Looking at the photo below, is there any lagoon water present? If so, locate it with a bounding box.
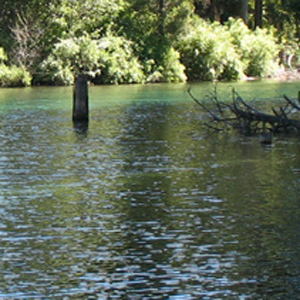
[0,81,299,299]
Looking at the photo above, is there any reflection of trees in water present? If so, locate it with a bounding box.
[116,102,243,295]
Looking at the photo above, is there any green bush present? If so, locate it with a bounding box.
[95,35,145,84]
[226,18,279,77]
[145,47,187,83]
[41,34,145,85]
[0,64,32,87]
[0,48,7,62]
[40,35,102,85]
[0,47,31,86]
[177,17,279,81]
[177,18,244,81]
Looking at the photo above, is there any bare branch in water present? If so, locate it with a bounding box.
[189,87,300,135]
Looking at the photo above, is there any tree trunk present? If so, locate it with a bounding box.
[255,0,263,28]
[240,0,248,24]
[158,0,166,36]
[211,0,223,22]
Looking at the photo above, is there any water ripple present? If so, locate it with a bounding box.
[0,98,299,299]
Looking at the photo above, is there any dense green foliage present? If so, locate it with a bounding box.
[177,17,279,81]
[178,18,244,81]
[0,47,31,86]
[227,18,279,77]
[0,0,299,86]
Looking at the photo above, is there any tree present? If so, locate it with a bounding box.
[255,0,263,28]
[193,0,251,23]
[10,13,45,71]
[119,0,191,81]
[1,0,300,86]
[0,47,31,86]
[241,0,248,23]
[49,0,126,38]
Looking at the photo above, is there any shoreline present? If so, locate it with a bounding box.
[1,69,300,88]
[268,68,300,81]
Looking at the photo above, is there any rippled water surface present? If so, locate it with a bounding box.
[0,82,299,299]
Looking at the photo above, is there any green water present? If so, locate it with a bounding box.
[0,81,299,299]
[0,79,299,110]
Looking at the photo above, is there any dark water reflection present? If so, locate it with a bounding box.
[0,85,299,299]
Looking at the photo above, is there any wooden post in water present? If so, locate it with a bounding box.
[73,73,89,123]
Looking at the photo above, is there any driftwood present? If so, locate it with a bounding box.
[188,87,300,137]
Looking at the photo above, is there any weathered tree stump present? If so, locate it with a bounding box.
[73,73,89,123]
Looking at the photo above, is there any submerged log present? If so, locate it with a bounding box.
[188,87,300,136]
[73,73,89,123]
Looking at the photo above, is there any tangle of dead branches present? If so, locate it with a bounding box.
[188,87,300,138]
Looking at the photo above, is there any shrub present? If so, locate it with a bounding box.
[0,47,31,86]
[177,17,279,81]
[145,47,187,83]
[226,18,279,77]
[41,34,145,85]
[0,64,32,87]
[177,18,244,81]
[40,35,102,85]
[0,48,7,62]
[95,35,145,84]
